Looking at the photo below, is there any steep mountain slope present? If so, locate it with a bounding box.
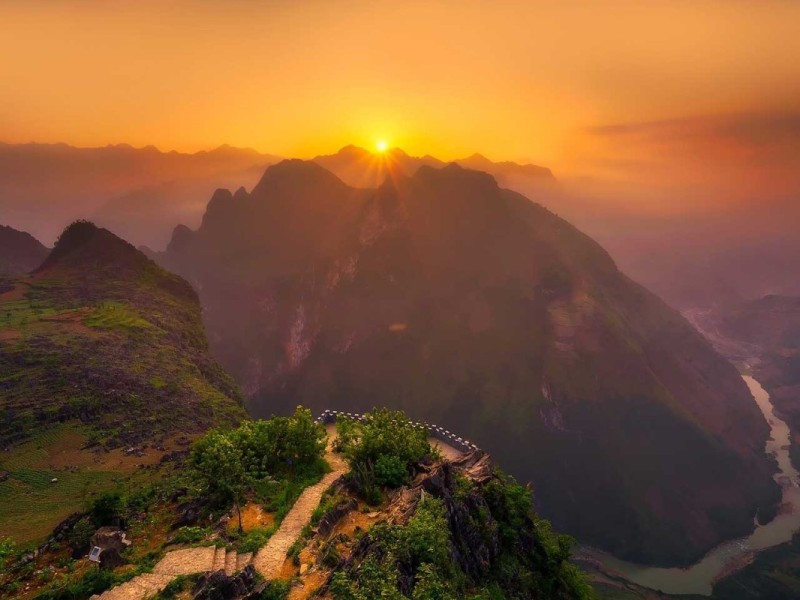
[0,224,49,276]
[0,221,246,543]
[161,161,779,566]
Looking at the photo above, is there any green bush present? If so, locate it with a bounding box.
[257,580,291,600]
[330,477,595,600]
[0,537,13,569]
[33,568,116,600]
[170,526,210,545]
[374,454,408,488]
[337,409,433,500]
[237,526,276,554]
[66,517,95,551]
[232,406,327,478]
[91,491,123,525]
[337,409,431,472]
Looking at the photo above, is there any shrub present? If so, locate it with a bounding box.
[33,568,116,600]
[91,491,123,526]
[0,537,13,569]
[337,409,432,499]
[257,580,291,600]
[338,409,431,473]
[170,526,210,545]
[374,454,407,488]
[237,527,276,554]
[233,407,327,478]
[66,517,95,552]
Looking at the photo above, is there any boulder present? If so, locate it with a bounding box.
[192,564,264,600]
[89,526,130,557]
[98,547,126,570]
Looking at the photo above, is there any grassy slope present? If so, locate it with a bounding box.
[0,221,246,544]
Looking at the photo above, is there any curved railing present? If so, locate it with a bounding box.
[315,409,481,454]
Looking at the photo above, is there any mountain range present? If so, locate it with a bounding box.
[158,159,779,566]
[0,142,278,248]
[0,142,554,252]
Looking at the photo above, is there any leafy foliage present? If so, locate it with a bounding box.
[91,491,124,526]
[0,537,13,570]
[231,407,327,479]
[336,409,433,497]
[31,568,117,600]
[189,406,328,532]
[330,475,595,600]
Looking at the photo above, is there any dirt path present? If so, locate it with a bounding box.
[252,442,348,578]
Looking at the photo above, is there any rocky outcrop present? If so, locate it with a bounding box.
[317,498,358,538]
[192,565,265,600]
[89,527,130,570]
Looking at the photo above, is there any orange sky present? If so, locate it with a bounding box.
[1,0,799,174]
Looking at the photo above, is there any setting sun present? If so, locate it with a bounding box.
[376,140,388,152]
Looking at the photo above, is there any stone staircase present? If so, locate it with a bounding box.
[93,429,348,600]
[91,546,255,599]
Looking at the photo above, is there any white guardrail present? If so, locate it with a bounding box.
[315,409,480,454]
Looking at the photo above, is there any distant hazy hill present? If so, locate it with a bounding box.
[311,144,555,190]
[0,142,277,247]
[160,160,778,566]
[0,224,48,276]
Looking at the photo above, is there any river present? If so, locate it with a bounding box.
[589,376,800,596]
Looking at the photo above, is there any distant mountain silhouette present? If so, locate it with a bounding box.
[310,145,555,190]
[0,142,279,247]
[159,160,778,566]
[0,224,49,276]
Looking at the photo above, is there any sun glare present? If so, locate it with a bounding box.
[376,140,388,152]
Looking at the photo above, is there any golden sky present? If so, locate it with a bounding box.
[2,0,799,173]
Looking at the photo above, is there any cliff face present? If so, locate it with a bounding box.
[161,161,779,565]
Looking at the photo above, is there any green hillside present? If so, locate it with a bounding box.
[0,221,246,544]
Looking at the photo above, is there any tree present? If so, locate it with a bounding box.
[233,406,327,478]
[190,430,247,531]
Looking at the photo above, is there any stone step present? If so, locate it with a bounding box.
[236,552,253,571]
[224,549,237,575]
[212,545,226,572]
[153,545,216,576]
[92,573,173,600]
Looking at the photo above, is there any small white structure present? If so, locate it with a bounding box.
[88,546,103,563]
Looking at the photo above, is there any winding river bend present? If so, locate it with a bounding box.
[591,376,800,596]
